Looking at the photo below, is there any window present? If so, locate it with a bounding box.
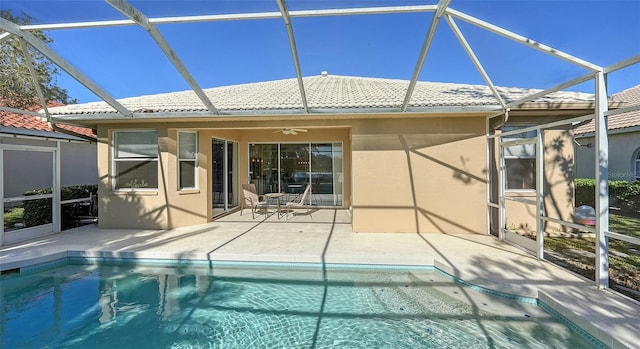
[505,158,535,189]
[113,130,158,190]
[502,125,536,139]
[502,125,536,190]
[178,131,198,189]
[635,149,640,180]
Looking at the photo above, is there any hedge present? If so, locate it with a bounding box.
[575,179,640,214]
[23,185,98,229]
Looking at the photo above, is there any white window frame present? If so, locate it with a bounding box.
[502,124,537,192]
[178,131,198,190]
[112,130,158,191]
[504,157,536,191]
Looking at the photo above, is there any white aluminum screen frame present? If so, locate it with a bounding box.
[0,143,60,245]
[1,0,639,291]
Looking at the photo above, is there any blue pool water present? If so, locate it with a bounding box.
[1,260,602,348]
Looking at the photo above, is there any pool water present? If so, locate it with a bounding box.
[1,261,600,348]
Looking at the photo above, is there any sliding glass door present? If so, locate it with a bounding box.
[212,138,238,216]
[280,143,310,197]
[249,143,343,207]
[249,144,278,194]
[311,143,343,206]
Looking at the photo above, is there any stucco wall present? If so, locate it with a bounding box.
[97,126,213,229]
[351,117,487,234]
[98,126,167,229]
[97,123,350,229]
[95,115,575,233]
[575,131,640,180]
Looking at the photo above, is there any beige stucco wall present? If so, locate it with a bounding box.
[351,117,488,233]
[575,131,640,181]
[98,126,174,229]
[97,123,350,229]
[96,114,576,234]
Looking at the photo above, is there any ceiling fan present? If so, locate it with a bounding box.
[273,128,308,135]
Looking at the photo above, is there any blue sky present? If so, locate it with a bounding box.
[2,0,639,103]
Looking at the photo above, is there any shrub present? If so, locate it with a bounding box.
[23,185,98,229]
[575,179,640,215]
[23,189,52,227]
[618,181,640,214]
[4,207,25,230]
[575,178,595,207]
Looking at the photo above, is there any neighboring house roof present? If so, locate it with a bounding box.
[46,75,596,117]
[0,102,96,140]
[574,85,640,135]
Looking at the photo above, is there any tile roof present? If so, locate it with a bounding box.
[0,102,96,139]
[574,85,640,135]
[46,75,596,117]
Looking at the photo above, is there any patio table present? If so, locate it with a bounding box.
[264,192,285,219]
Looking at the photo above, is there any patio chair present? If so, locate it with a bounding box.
[241,183,267,218]
[284,184,311,220]
[310,176,322,206]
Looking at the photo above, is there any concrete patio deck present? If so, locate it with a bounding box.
[1,209,638,348]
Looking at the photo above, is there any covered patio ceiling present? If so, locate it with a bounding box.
[0,0,638,122]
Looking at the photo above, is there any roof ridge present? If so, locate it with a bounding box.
[64,75,597,103]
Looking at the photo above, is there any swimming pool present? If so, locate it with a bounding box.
[1,259,603,348]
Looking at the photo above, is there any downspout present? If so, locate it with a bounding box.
[490,108,509,241]
[492,108,510,131]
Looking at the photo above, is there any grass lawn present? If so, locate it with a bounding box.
[544,213,640,300]
[4,207,24,230]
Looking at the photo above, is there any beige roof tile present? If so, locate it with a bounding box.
[47,75,596,116]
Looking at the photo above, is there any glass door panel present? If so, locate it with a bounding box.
[248,143,343,207]
[212,138,238,217]
[280,143,310,197]
[331,143,344,206]
[311,143,342,206]
[249,144,278,195]
[227,141,238,210]
[212,139,224,216]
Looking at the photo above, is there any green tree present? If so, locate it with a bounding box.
[0,10,75,109]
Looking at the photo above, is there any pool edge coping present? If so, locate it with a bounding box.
[2,251,621,349]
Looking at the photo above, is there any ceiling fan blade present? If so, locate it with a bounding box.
[274,128,308,135]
